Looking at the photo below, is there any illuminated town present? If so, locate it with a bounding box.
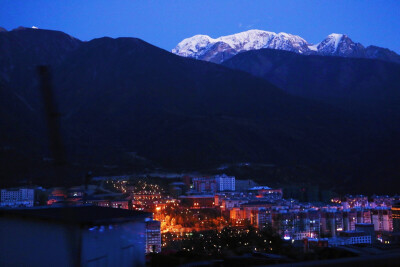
[1,173,400,265]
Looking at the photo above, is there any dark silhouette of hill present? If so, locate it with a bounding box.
[222,49,400,116]
[223,49,400,194]
[0,28,398,194]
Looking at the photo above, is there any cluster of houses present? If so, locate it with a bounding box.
[1,174,400,265]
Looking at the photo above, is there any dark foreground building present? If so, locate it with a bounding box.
[0,206,151,267]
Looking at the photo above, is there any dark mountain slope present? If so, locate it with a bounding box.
[0,29,397,193]
[0,28,83,185]
[53,37,361,169]
[222,49,400,193]
[0,28,82,111]
[222,49,400,125]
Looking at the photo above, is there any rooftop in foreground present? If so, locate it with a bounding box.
[0,206,151,225]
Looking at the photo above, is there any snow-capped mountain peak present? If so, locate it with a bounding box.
[317,33,365,57]
[172,30,400,64]
[216,29,276,50]
[326,33,343,51]
[171,34,214,58]
[172,30,310,63]
[317,33,345,54]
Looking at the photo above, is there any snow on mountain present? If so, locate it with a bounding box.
[172,30,310,63]
[218,30,276,51]
[173,30,400,64]
[308,44,318,52]
[316,33,365,57]
[268,32,310,54]
[171,35,213,58]
[317,33,344,54]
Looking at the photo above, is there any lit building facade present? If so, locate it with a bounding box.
[0,188,34,207]
[338,231,372,245]
[372,195,393,208]
[343,210,357,231]
[215,174,235,192]
[342,195,369,209]
[86,199,129,210]
[392,202,400,232]
[179,195,215,209]
[372,207,393,232]
[248,186,283,200]
[355,223,376,241]
[192,177,217,193]
[146,220,161,253]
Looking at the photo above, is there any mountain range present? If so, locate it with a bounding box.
[0,27,399,194]
[172,29,400,64]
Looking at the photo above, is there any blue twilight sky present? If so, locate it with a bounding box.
[1,0,399,53]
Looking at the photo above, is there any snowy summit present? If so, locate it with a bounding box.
[172,30,395,63]
[172,30,310,63]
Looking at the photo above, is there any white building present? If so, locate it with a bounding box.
[0,188,34,207]
[326,235,371,247]
[347,235,371,245]
[337,231,372,245]
[215,174,235,191]
[146,220,161,253]
[371,207,393,232]
[293,232,312,241]
[0,206,151,267]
